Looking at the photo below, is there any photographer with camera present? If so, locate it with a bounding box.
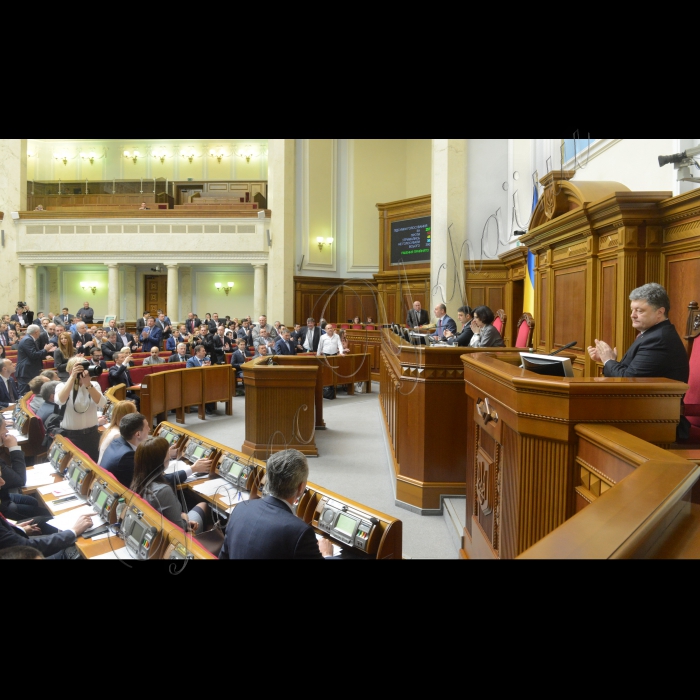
[11,302,34,328]
[54,356,107,462]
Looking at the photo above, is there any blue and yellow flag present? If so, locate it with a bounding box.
[522,186,538,316]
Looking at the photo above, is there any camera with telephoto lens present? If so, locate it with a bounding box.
[17,301,27,309]
[77,360,103,378]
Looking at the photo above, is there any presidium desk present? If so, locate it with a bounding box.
[460,351,688,559]
[379,329,523,514]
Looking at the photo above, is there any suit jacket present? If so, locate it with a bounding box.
[36,330,50,351]
[473,324,505,348]
[406,308,430,327]
[447,325,474,347]
[187,356,205,368]
[211,334,230,362]
[274,338,297,355]
[11,311,34,326]
[0,330,10,347]
[136,317,149,333]
[169,353,190,363]
[0,376,18,407]
[0,448,27,510]
[433,315,457,338]
[166,335,183,351]
[230,349,247,373]
[37,400,59,426]
[76,307,94,325]
[300,326,322,352]
[117,332,138,352]
[108,362,134,388]
[16,335,49,383]
[219,495,324,559]
[603,319,689,383]
[71,331,94,351]
[100,339,122,361]
[56,313,73,326]
[185,318,200,335]
[139,325,163,352]
[100,436,187,488]
[0,512,76,557]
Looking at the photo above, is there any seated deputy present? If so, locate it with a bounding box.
[219,448,333,559]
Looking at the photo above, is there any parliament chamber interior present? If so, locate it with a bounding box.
[1,137,700,560]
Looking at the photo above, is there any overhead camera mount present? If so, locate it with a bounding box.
[658,145,700,183]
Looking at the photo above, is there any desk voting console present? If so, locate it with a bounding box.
[154,421,403,559]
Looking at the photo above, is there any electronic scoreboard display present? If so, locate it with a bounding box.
[390,216,431,265]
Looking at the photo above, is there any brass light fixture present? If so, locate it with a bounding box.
[215,282,235,295]
[181,149,196,163]
[54,152,70,165]
[317,236,333,251]
[81,151,97,164]
[209,149,226,163]
[123,150,140,163]
[153,150,168,163]
[80,281,98,295]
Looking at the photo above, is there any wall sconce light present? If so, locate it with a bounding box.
[80,151,97,164]
[317,236,333,251]
[181,149,196,163]
[153,150,168,163]
[215,281,235,295]
[80,281,98,295]
[209,149,226,163]
[54,152,70,165]
[124,150,140,163]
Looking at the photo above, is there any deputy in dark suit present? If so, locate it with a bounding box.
[15,325,56,396]
[100,413,192,487]
[71,322,94,354]
[219,449,333,559]
[56,309,73,327]
[136,312,150,334]
[444,306,474,347]
[406,301,430,328]
[139,317,163,352]
[431,304,457,340]
[230,340,248,376]
[169,342,190,363]
[588,283,690,438]
[185,313,200,335]
[274,329,297,355]
[101,331,122,361]
[108,352,140,407]
[299,318,322,353]
[11,305,34,328]
[0,359,19,407]
[116,324,138,352]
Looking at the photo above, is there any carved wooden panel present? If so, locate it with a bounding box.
[601,260,617,346]
[553,266,586,350]
[539,274,548,346]
[664,251,700,338]
[499,422,518,560]
[144,274,167,319]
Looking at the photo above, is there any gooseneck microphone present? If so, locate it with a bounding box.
[550,340,577,356]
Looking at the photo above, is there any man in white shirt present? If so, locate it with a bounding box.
[317,324,345,356]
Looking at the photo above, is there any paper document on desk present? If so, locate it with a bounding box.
[316,534,342,557]
[38,480,73,497]
[32,461,54,471]
[90,546,133,561]
[46,495,87,514]
[47,505,105,531]
[217,490,250,506]
[164,459,189,475]
[192,478,230,497]
[24,468,59,488]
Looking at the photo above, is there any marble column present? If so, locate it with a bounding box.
[0,139,27,306]
[431,139,467,322]
[180,267,192,320]
[107,263,120,319]
[48,267,60,316]
[24,265,37,314]
[165,263,179,324]
[266,139,295,324]
[253,264,267,319]
[123,266,136,322]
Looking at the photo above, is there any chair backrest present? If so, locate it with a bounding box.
[515,312,535,348]
[352,324,363,330]
[365,325,376,330]
[492,309,506,337]
[684,301,700,429]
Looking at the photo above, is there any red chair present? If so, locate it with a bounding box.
[515,313,535,348]
[365,325,376,330]
[492,309,506,337]
[340,324,351,329]
[352,324,363,330]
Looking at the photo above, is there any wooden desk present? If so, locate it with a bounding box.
[461,352,689,559]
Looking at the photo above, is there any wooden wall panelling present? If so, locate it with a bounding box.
[664,250,700,337]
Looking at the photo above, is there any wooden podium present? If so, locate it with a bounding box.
[460,352,689,559]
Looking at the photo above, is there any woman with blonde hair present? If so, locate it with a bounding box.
[54,332,75,381]
[98,400,137,463]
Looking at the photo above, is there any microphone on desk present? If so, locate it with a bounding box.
[550,340,577,356]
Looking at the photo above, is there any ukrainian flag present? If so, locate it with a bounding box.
[522,186,538,316]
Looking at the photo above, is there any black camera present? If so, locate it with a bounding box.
[17,301,27,308]
[78,360,103,378]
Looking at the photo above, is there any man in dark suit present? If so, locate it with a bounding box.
[136,312,150,334]
[108,352,140,407]
[299,318,322,353]
[187,345,211,368]
[588,283,690,438]
[72,321,94,354]
[230,339,248,377]
[76,301,94,325]
[56,308,73,327]
[15,325,56,396]
[0,359,19,407]
[185,312,200,335]
[169,342,190,364]
[444,306,474,347]
[406,301,430,328]
[237,320,253,348]
[11,304,34,328]
[36,380,60,426]
[219,449,333,559]
[139,317,163,352]
[0,321,11,348]
[116,323,139,352]
[274,329,297,355]
[211,326,232,364]
[101,331,122,361]
[431,304,457,340]
[99,413,191,487]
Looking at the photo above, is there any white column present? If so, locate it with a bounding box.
[0,139,27,306]
[180,267,192,320]
[107,263,120,320]
[253,263,267,319]
[24,264,37,313]
[431,138,467,322]
[166,263,179,324]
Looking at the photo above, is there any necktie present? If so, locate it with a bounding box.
[438,319,442,337]
[9,380,16,401]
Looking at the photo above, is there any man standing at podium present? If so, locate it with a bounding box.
[587,283,689,439]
